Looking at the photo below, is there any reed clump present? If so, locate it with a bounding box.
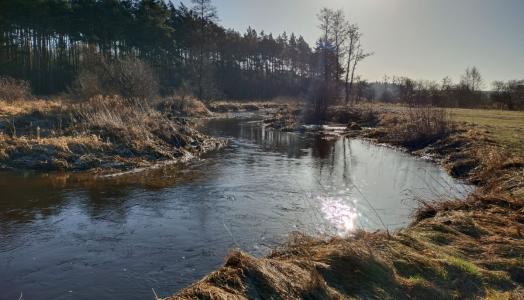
[385,105,453,149]
[0,94,223,172]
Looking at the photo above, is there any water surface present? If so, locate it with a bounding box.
[0,117,471,299]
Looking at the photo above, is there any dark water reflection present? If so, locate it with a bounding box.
[0,117,471,299]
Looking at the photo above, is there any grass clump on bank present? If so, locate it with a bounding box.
[170,192,524,300]
[379,106,453,149]
[0,90,222,172]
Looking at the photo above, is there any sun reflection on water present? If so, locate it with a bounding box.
[319,196,359,236]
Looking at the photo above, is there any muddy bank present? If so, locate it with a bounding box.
[0,97,225,173]
[170,104,524,299]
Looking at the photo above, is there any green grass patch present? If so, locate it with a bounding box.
[405,275,429,285]
[446,256,482,277]
[450,108,524,155]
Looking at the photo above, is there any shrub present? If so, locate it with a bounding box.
[71,55,159,102]
[159,96,211,117]
[0,76,31,101]
[303,80,337,124]
[389,106,453,149]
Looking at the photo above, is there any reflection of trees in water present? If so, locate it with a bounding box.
[313,137,358,187]
[0,174,70,230]
[0,165,207,231]
[311,135,336,160]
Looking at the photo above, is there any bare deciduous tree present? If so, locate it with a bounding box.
[461,66,484,92]
[348,43,372,104]
[492,79,524,110]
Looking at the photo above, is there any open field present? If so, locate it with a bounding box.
[449,108,524,155]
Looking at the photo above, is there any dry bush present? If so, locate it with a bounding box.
[389,106,453,149]
[159,96,211,117]
[327,105,379,127]
[71,71,103,100]
[0,77,31,102]
[303,81,337,124]
[71,55,159,102]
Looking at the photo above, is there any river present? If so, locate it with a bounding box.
[0,117,471,299]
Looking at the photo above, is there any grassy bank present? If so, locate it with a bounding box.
[449,108,524,156]
[170,103,524,299]
[0,96,223,173]
[172,193,523,299]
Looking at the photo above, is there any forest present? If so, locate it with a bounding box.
[1,0,318,99]
[1,0,523,110]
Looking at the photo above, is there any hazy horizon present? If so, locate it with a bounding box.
[179,0,524,87]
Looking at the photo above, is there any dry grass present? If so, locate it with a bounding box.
[171,193,524,299]
[0,95,223,171]
[450,108,524,156]
[0,98,65,118]
[382,105,453,149]
[30,135,105,152]
[364,103,524,156]
[159,96,211,117]
[75,95,209,159]
[325,104,379,126]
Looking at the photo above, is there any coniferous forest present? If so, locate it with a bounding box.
[0,0,320,99]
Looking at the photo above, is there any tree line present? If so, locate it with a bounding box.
[0,0,318,99]
[370,67,524,110]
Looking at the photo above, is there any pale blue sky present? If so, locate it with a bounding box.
[179,0,523,85]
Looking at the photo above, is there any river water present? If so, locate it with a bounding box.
[0,117,471,299]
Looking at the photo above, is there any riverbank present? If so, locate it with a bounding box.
[170,103,523,299]
[0,96,225,173]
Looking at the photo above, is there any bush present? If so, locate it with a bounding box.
[71,54,159,102]
[389,106,453,149]
[303,80,337,124]
[0,77,31,101]
[158,96,211,117]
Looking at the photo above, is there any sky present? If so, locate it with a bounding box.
[179,0,524,86]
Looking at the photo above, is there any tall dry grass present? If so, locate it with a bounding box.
[388,106,453,149]
[75,95,195,157]
[159,96,211,117]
